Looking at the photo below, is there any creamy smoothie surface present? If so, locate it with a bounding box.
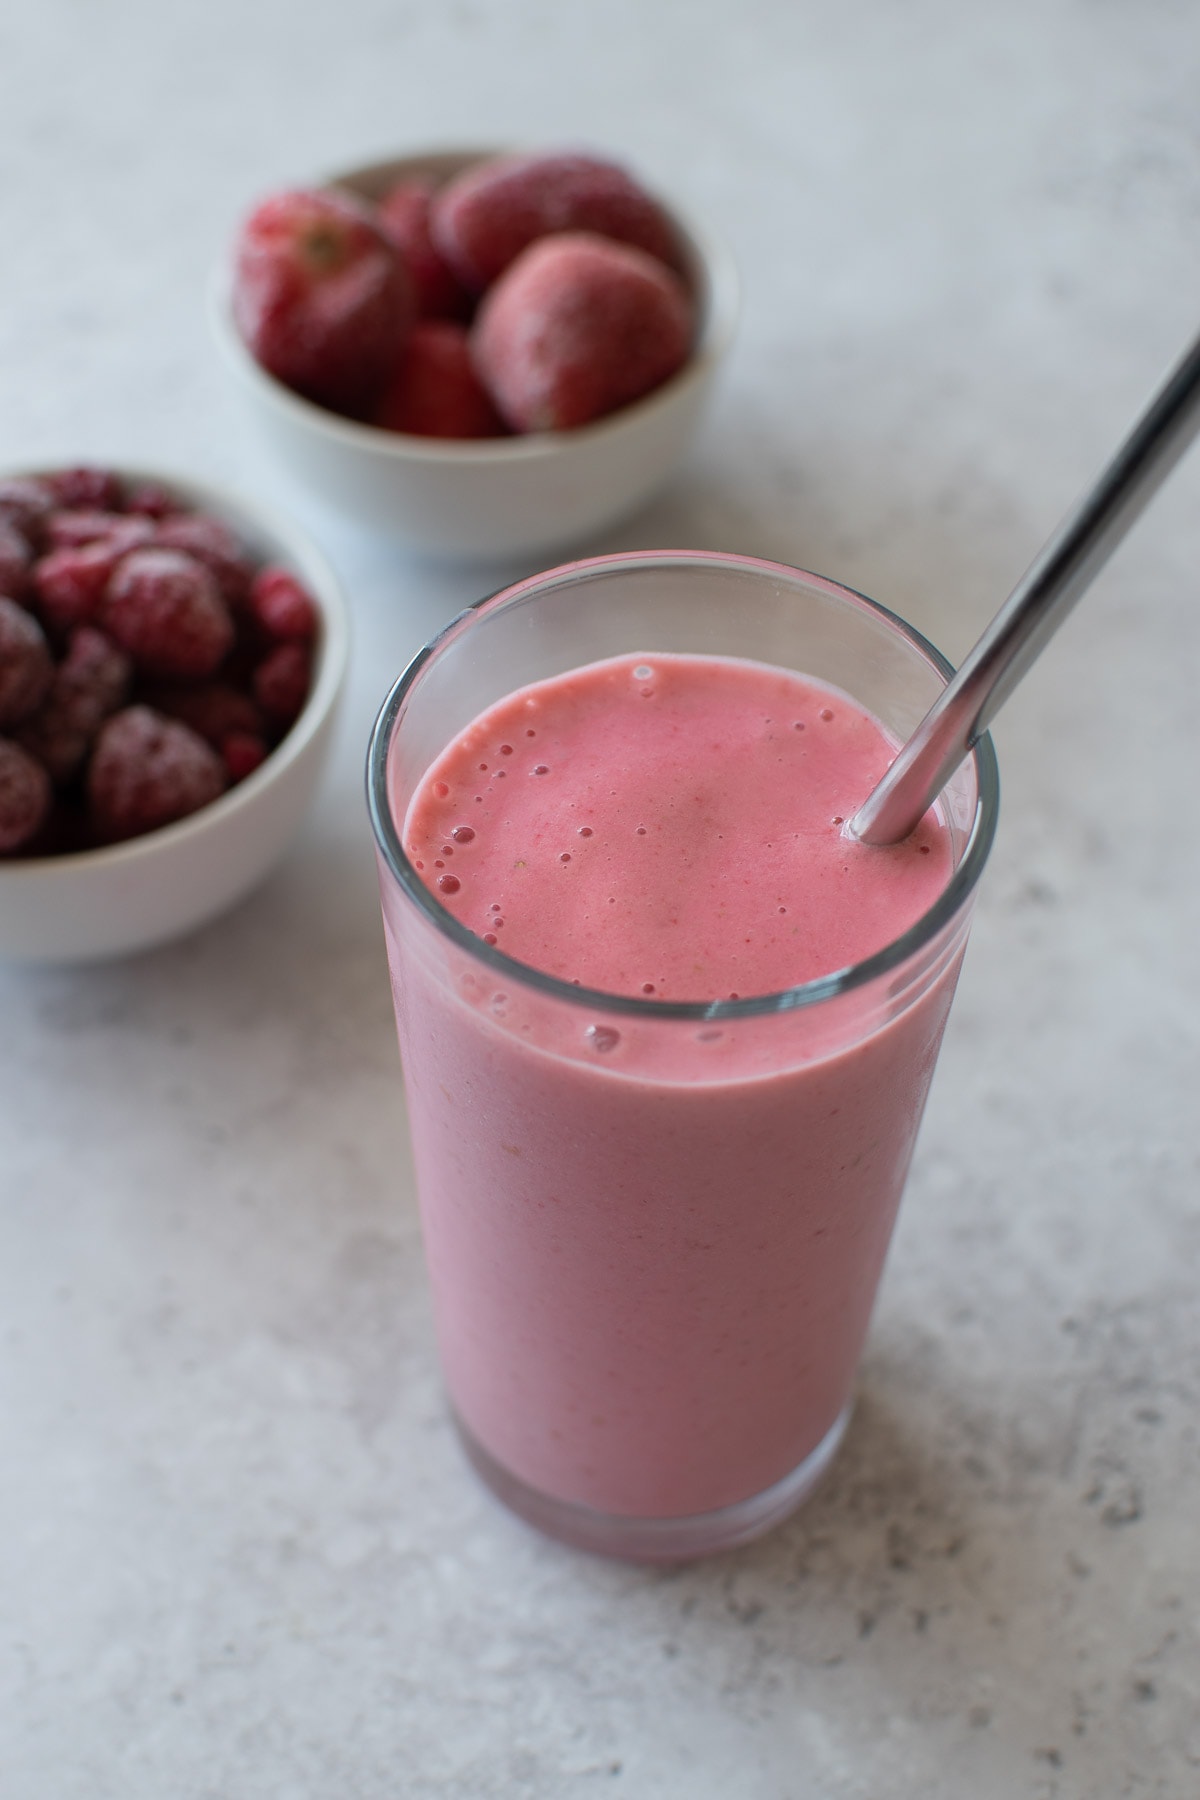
[403,652,951,998]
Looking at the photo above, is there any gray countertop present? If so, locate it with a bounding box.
[2,4,1198,1795]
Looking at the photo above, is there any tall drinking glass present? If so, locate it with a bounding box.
[368,552,999,1560]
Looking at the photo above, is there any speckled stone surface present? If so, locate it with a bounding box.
[2,4,1199,1796]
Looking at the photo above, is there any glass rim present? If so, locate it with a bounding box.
[366,549,1000,1022]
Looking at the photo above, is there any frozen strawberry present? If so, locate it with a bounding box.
[153,513,254,607]
[0,519,34,601]
[221,730,269,782]
[233,187,414,414]
[375,321,507,439]
[124,481,180,520]
[432,152,684,292]
[100,548,234,679]
[46,509,136,550]
[17,626,132,784]
[473,232,693,431]
[142,678,264,748]
[0,476,55,545]
[0,737,52,853]
[47,467,123,511]
[34,519,156,636]
[253,642,311,727]
[88,706,227,842]
[0,598,54,727]
[377,177,474,321]
[247,566,318,642]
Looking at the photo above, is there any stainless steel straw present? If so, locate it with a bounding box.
[849,330,1200,845]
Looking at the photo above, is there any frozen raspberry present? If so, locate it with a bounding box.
[221,730,269,782]
[17,627,132,784]
[473,232,693,431]
[0,519,34,601]
[248,566,318,642]
[377,178,474,322]
[432,152,684,292]
[47,467,124,511]
[34,519,155,636]
[142,678,264,749]
[0,737,52,853]
[0,476,56,545]
[253,642,311,726]
[87,706,227,843]
[375,321,507,439]
[232,187,414,414]
[153,513,254,607]
[0,597,54,727]
[100,548,234,679]
[124,481,180,520]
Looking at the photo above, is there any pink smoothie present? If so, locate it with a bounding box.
[385,653,964,1519]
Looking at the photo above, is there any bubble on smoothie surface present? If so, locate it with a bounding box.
[585,1024,620,1053]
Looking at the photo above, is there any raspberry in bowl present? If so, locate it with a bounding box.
[209,147,739,561]
[0,465,348,963]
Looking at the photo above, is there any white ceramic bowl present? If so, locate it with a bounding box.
[0,467,349,964]
[209,149,739,561]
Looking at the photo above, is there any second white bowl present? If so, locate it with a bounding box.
[210,149,739,562]
[0,467,349,964]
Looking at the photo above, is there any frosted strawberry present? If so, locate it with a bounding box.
[0,737,52,852]
[221,730,269,782]
[100,548,234,678]
[124,481,180,521]
[253,642,311,727]
[46,467,123,511]
[34,518,156,635]
[431,152,683,292]
[153,512,254,607]
[141,678,264,749]
[0,476,55,545]
[16,626,132,784]
[232,188,414,414]
[0,598,54,727]
[375,322,507,439]
[87,706,226,842]
[247,566,318,642]
[472,232,693,431]
[377,177,474,321]
[46,509,136,550]
[0,519,34,602]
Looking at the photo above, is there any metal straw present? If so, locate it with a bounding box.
[849,329,1200,845]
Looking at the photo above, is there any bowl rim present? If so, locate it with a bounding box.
[208,144,741,465]
[0,463,350,879]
